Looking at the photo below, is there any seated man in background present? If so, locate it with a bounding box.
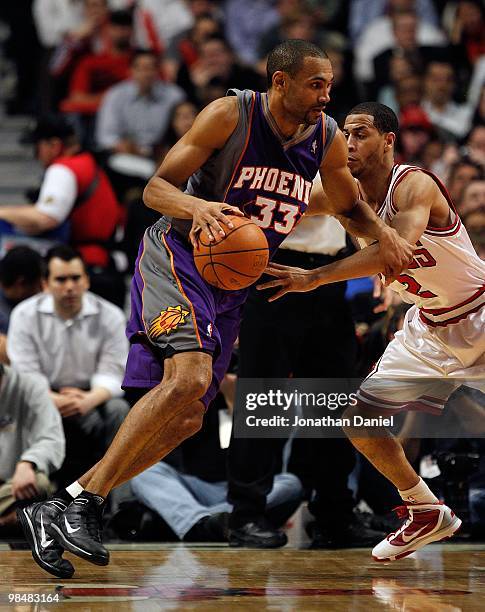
[0,247,44,363]
[0,364,65,538]
[7,245,129,488]
[0,116,125,306]
[96,49,185,163]
[130,393,303,542]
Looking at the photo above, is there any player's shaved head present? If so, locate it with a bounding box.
[348,102,399,135]
[267,39,328,88]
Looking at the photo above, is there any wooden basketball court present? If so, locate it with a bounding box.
[1,542,484,610]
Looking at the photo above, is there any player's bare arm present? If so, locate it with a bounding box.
[258,171,438,301]
[315,130,414,276]
[143,96,244,246]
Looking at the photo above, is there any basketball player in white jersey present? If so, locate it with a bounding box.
[258,102,485,562]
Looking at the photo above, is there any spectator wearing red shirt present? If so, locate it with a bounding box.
[0,116,125,306]
[61,10,134,116]
[49,0,112,80]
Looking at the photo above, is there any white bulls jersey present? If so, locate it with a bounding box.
[355,164,484,414]
[358,164,485,327]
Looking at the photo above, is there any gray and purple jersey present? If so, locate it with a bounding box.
[173,89,337,255]
[123,89,337,405]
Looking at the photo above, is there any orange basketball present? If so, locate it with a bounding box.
[194,215,269,290]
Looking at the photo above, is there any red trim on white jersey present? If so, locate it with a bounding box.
[356,389,445,415]
[424,214,461,237]
[419,302,484,327]
[421,285,485,315]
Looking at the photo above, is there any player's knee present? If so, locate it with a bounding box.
[168,371,211,405]
[343,403,360,423]
[343,401,391,440]
[178,402,205,437]
[344,401,384,421]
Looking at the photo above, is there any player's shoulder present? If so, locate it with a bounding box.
[393,165,442,209]
[200,95,240,128]
[394,165,440,194]
[188,95,241,147]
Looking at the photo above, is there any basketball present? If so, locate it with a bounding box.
[194,215,269,290]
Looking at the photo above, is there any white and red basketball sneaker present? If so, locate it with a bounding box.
[372,502,461,562]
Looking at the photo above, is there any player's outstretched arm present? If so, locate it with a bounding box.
[316,130,414,277]
[258,172,435,300]
[143,96,244,244]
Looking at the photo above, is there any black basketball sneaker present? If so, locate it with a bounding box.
[50,492,109,566]
[17,498,75,578]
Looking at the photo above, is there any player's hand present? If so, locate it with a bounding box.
[190,203,245,249]
[373,275,393,313]
[378,226,414,282]
[12,462,39,500]
[373,276,404,313]
[256,263,319,302]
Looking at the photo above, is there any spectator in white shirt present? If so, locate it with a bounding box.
[422,60,473,140]
[354,1,446,84]
[7,245,129,486]
[95,49,185,158]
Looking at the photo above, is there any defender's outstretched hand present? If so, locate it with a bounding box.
[379,226,414,281]
[190,203,245,248]
[256,263,319,302]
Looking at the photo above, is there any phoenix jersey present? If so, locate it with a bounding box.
[358,164,485,327]
[171,88,338,256]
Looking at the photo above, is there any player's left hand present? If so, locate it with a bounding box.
[378,226,414,282]
[256,263,318,301]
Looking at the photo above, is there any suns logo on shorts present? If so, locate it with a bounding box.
[148,305,189,339]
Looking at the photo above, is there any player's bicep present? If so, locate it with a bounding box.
[155,97,238,187]
[391,173,434,244]
[319,130,358,215]
[306,177,332,215]
[389,207,429,245]
[156,136,214,187]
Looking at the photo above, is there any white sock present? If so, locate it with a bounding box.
[66,481,84,499]
[398,477,439,505]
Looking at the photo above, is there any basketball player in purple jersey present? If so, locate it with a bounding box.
[258,102,484,561]
[18,41,413,577]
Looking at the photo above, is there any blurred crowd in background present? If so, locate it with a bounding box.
[0,0,483,256]
[0,0,483,548]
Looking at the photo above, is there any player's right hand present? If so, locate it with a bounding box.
[378,226,415,281]
[257,262,318,301]
[190,202,245,249]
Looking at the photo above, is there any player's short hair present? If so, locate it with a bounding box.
[45,245,85,277]
[348,102,399,135]
[0,246,44,288]
[266,39,328,88]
